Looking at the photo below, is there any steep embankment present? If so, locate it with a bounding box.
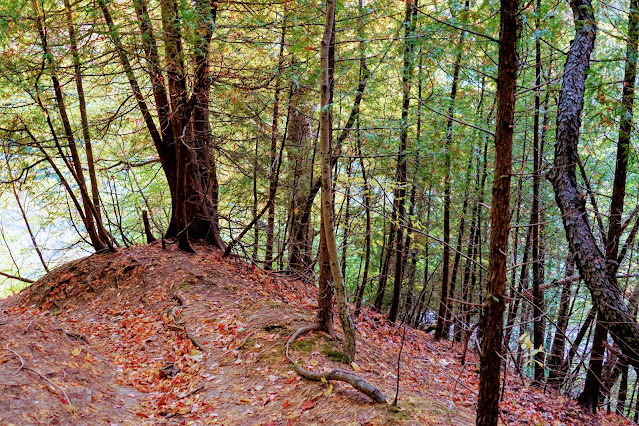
[0,242,631,425]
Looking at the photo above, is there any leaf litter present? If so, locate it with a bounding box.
[0,241,632,425]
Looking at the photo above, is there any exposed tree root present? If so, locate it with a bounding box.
[285,323,387,404]
[171,294,205,352]
[0,348,72,407]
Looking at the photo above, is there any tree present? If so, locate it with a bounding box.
[549,0,639,394]
[98,0,225,252]
[476,0,519,422]
[319,0,356,361]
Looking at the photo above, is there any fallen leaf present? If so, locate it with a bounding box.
[300,399,315,411]
[71,347,81,356]
[325,383,333,396]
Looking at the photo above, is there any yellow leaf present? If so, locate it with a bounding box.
[351,362,361,372]
[325,383,333,396]
[524,335,533,349]
[71,347,81,356]
[310,359,318,366]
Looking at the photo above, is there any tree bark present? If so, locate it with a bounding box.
[319,0,356,361]
[265,25,287,269]
[531,0,545,384]
[476,0,518,422]
[549,0,639,379]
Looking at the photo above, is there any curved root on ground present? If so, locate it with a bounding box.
[285,323,387,404]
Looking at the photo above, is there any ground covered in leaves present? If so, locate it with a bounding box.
[0,242,632,425]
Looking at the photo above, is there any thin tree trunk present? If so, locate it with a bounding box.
[388,0,417,323]
[443,149,473,338]
[319,0,356,361]
[4,155,49,273]
[531,0,545,384]
[33,0,110,252]
[435,0,467,337]
[354,122,371,316]
[265,25,287,269]
[341,159,352,280]
[547,255,576,389]
[476,0,519,422]
[64,0,107,246]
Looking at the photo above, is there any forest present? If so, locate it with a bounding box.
[1,0,639,423]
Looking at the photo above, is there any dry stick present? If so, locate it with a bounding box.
[286,323,386,403]
[393,324,407,406]
[448,360,469,422]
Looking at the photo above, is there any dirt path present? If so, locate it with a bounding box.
[0,242,631,425]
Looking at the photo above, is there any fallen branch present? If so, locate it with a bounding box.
[285,323,387,404]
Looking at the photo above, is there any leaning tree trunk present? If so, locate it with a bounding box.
[548,0,639,374]
[476,0,519,422]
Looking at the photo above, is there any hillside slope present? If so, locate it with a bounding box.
[0,242,631,425]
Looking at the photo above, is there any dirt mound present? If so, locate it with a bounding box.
[0,242,632,425]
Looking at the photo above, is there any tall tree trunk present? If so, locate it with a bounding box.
[374,218,396,312]
[287,49,370,277]
[354,120,371,316]
[64,0,108,246]
[476,0,519,422]
[101,0,225,251]
[435,0,467,338]
[443,149,473,338]
[265,25,287,269]
[388,0,417,323]
[531,0,545,385]
[340,159,352,280]
[549,0,639,413]
[579,0,639,405]
[34,0,111,252]
[319,0,356,361]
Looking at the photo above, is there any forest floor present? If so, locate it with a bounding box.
[0,242,632,425]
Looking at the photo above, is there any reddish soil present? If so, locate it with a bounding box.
[0,242,632,425]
